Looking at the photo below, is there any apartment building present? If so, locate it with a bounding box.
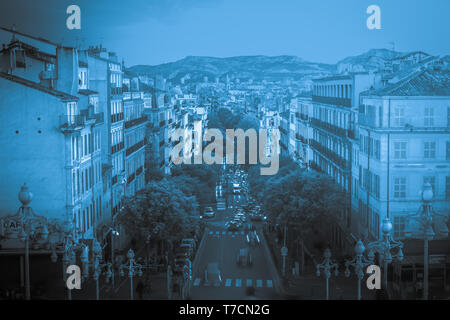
[143,81,173,176]
[122,72,146,196]
[294,95,313,168]
[86,46,125,222]
[357,69,450,241]
[0,38,106,240]
[310,73,374,251]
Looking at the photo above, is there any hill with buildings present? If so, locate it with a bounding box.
[129,55,336,84]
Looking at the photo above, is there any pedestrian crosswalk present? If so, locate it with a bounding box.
[217,200,226,211]
[209,231,245,236]
[192,278,274,289]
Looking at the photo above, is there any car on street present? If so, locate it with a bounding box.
[204,263,222,286]
[236,248,252,267]
[203,206,215,218]
[226,221,240,231]
[181,238,197,251]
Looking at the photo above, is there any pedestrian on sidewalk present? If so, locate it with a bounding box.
[136,281,144,300]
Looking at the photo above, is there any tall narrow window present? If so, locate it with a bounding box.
[393,107,405,127]
[424,141,436,159]
[424,107,434,126]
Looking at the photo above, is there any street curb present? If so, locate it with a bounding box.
[260,231,285,296]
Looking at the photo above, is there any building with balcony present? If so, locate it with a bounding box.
[310,73,375,252]
[0,38,106,241]
[356,69,450,242]
[122,72,146,197]
[294,95,313,168]
[85,46,125,227]
[143,81,173,176]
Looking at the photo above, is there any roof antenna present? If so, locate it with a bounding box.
[11,24,17,42]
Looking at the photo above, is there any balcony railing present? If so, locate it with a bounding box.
[310,139,349,169]
[296,133,308,144]
[110,87,123,95]
[124,115,147,129]
[112,141,124,154]
[312,95,351,107]
[59,115,87,130]
[311,118,349,138]
[279,127,288,135]
[125,140,145,156]
[127,172,135,185]
[111,112,124,123]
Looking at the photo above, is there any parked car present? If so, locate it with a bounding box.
[237,248,252,267]
[204,206,215,218]
[181,238,197,251]
[175,246,192,259]
[204,263,222,286]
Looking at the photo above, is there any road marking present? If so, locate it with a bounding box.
[225,279,232,287]
[235,279,242,287]
[193,278,201,286]
[256,280,263,288]
[246,279,252,287]
[266,280,273,288]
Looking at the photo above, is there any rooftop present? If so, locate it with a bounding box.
[0,72,79,101]
[362,69,450,97]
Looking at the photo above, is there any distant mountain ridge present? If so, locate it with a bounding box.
[128,49,412,84]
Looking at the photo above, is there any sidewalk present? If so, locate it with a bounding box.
[262,228,378,300]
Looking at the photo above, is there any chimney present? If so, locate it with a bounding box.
[56,47,78,95]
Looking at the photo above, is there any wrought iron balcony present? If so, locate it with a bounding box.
[311,118,349,138]
[124,115,147,129]
[59,115,87,130]
[111,112,124,123]
[312,95,351,107]
[125,140,145,156]
[310,139,350,170]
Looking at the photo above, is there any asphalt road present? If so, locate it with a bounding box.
[190,171,280,300]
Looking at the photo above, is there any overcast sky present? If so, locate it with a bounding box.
[0,0,449,66]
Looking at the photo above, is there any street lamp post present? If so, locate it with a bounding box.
[366,218,404,293]
[344,240,372,300]
[119,248,145,300]
[81,239,114,300]
[3,184,50,300]
[405,183,449,300]
[316,248,339,300]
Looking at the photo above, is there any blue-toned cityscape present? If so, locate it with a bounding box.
[0,0,449,302]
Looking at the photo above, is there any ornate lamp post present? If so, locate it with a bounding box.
[316,248,339,300]
[50,216,85,300]
[366,218,404,292]
[119,248,145,300]
[2,184,50,300]
[344,240,372,300]
[80,239,114,300]
[405,183,449,300]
